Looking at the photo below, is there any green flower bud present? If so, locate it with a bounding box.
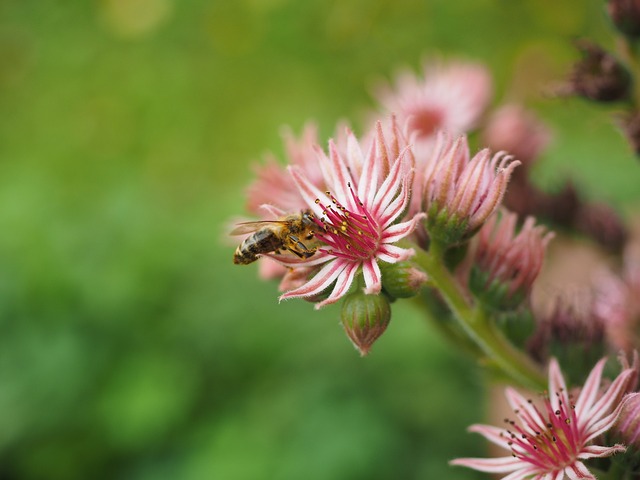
[340,291,391,356]
[469,266,526,311]
[425,206,469,246]
[494,309,535,350]
[380,261,427,299]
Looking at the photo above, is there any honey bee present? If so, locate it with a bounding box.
[231,210,321,265]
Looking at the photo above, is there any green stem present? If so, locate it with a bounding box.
[412,291,484,359]
[414,242,546,390]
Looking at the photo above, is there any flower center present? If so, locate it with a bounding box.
[408,108,444,139]
[314,183,381,261]
[501,392,580,471]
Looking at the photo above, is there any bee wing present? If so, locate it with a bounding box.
[230,220,288,235]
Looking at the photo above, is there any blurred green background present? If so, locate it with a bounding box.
[1,1,639,479]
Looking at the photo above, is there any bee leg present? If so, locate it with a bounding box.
[288,235,316,258]
[286,248,305,258]
[301,246,317,258]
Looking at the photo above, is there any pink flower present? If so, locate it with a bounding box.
[593,251,640,352]
[482,104,552,167]
[375,59,492,145]
[277,121,424,309]
[451,357,636,480]
[418,133,520,244]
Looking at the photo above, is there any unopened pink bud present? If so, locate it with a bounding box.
[471,210,553,310]
[422,133,520,245]
[614,393,640,448]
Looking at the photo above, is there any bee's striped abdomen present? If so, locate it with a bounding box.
[233,228,282,265]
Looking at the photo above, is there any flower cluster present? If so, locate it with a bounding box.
[375,59,492,151]
[230,45,640,478]
[593,251,640,353]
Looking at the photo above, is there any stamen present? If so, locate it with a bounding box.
[314,187,381,261]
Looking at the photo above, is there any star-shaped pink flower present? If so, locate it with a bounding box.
[451,357,636,480]
[277,121,425,309]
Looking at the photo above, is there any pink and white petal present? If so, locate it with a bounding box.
[578,444,626,459]
[501,469,541,480]
[575,358,607,415]
[362,257,382,294]
[257,204,287,218]
[265,251,332,268]
[381,214,425,244]
[356,136,380,206]
[548,359,568,411]
[314,262,359,309]
[378,181,410,228]
[504,388,546,433]
[564,461,596,480]
[584,369,635,422]
[376,245,414,263]
[279,259,345,301]
[467,424,512,450]
[327,140,356,210]
[547,471,566,480]
[449,152,487,214]
[449,456,522,473]
[258,257,289,280]
[376,120,396,178]
[583,397,629,443]
[371,149,409,218]
[289,165,329,218]
[346,131,365,176]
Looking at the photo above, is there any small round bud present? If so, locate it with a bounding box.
[614,393,640,449]
[340,291,391,356]
[607,0,640,38]
[380,261,428,299]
